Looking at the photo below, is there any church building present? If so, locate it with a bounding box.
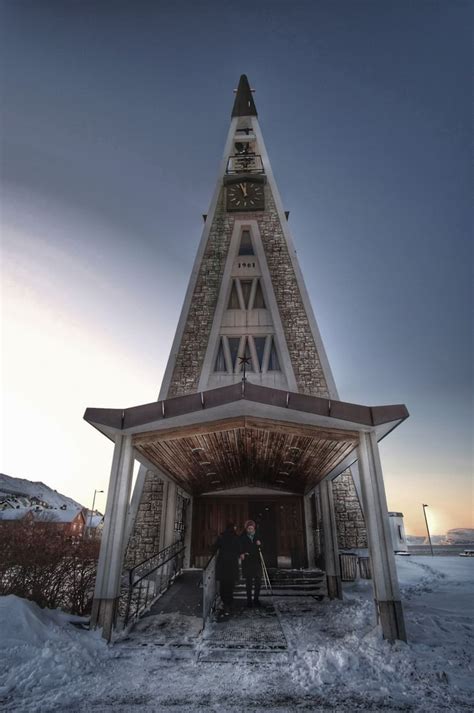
[85,76,408,644]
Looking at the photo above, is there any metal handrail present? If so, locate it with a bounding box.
[128,539,184,586]
[123,539,186,627]
[129,545,186,588]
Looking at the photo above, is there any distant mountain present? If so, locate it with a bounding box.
[443,528,474,545]
[407,530,474,546]
[0,473,83,511]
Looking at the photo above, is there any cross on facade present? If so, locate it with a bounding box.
[238,354,251,382]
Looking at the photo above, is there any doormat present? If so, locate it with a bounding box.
[198,604,289,663]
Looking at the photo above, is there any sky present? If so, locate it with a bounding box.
[1,0,472,536]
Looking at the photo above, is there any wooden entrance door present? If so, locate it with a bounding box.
[278,498,306,568]
[192,498,249,568]
[192,495,306,568]
[249,501,278,567]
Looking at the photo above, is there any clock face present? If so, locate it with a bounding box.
[226,181,265,211]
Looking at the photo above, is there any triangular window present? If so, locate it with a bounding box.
[238,230,254,256]
[268,338,280,371]
[253,280,266,309]
[254,337,266,370]
[214,339,226,372]
[227,281,240,309]
[228,338,240,371]
[240,280,252,309]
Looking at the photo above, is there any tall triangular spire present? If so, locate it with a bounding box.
[231,74,257,117]
[124,76,368,573]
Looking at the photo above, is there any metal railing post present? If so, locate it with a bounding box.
[124,538,186,626]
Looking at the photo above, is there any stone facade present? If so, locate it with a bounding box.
[256,187,329,396]
[167,184,330,398]
[332,470,367,549]
[127,175,367,561]
[125,471,164,568]
[168,191,235,397]
[164,181,366,550]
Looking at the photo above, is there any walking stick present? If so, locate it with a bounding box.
[258,548,273,597]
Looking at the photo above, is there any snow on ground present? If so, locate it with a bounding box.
[0,596,112,711]
[1,557,472,712]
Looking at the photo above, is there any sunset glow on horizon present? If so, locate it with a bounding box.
[1,2,472,539]
[2,190,472,537]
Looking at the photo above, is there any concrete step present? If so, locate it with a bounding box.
[235,584,326,590]
[241,578,325,585]
[235,581,325,589]
[234,590,325,598]
[234,570,327,598]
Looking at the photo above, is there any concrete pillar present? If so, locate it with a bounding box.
[183,496,193,568]
[319,478,342,599]
[303,493,315,568]
[162,480,178,548]
[357,431,407,642]
[91,434,134,641]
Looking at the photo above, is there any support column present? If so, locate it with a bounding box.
[91,434,134,641]
[358,431,407,642]
[183,496,193,568]
[319,478,342,599]
[303,493,315,568]
[162,480,178,548]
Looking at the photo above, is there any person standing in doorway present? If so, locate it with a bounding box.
[239,519,263,607]
[212,522,240,616]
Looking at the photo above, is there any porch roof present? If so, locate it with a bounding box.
[84,382,408,495]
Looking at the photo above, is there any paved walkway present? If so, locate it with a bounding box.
[143,570,203,618]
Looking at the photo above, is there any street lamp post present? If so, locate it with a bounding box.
[422,504,434,557]
[88,489,104,538]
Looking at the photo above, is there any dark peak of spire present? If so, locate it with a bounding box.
[231,75,258,118]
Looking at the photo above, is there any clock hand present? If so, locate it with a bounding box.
[239,182,247,197]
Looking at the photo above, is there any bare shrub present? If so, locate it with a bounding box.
[0,520,100,615]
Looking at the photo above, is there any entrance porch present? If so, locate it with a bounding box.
[84,381,408,643]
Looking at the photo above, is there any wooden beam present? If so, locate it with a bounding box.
[132,416,359,446]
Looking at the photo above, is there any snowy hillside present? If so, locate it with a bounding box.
[0,473,83,511]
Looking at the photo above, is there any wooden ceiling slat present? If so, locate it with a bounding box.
[132,416,358,446]
[134,421,359,496]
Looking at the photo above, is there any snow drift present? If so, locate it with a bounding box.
[0,557,473,712]
[0,596,110,711]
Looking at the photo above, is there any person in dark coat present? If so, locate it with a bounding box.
[212,522,240,614]
[239,519,263,607]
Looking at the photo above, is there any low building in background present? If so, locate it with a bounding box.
[0,506,86,540]
[388,512,409,553]
[84,511,104,539]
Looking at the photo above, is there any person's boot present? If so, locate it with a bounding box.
[254,580,262,607]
